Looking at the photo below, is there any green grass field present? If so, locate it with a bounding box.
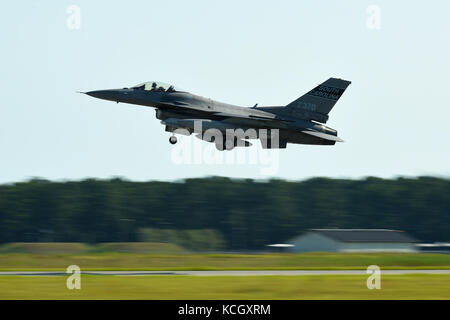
[1,252,449,271]
[0,274,449,299]
[1,243,449,299]
[0,242,185,254]
[1,243,449,272]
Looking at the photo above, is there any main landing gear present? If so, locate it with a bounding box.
[169,135,177,145]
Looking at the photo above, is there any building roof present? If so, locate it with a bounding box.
[266,244,295,248]
[309,229,417,243]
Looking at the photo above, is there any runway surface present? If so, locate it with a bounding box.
[1,270,450,276]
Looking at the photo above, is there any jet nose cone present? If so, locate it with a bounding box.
[84,88,131,103]
[85,90,112,99]
[85,89,126,103]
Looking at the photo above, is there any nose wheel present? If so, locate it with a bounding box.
[169,135,177,145]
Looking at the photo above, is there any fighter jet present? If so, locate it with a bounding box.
[83,78,351,150]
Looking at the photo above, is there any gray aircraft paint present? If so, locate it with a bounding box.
[84,78,351,150]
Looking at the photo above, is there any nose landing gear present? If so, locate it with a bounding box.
[169,135,177,145]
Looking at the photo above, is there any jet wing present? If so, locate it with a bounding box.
[213,112,272,120]
[301,130,344,142]
[212,112,293,122]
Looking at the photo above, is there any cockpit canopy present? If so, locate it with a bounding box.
[132,81,181,92]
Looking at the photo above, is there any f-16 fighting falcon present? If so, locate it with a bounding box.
[83,78,351,151]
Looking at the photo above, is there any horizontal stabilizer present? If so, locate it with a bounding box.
[301,130,344,142]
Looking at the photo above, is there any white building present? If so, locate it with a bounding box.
[286,229,417,253]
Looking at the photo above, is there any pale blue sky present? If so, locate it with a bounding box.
[1,1,449,183]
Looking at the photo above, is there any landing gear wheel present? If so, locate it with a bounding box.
[169,136,177,145]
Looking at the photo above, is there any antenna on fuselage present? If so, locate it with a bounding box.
[252,103,258,108]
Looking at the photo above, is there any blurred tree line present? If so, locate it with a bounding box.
[0,176,448,249]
